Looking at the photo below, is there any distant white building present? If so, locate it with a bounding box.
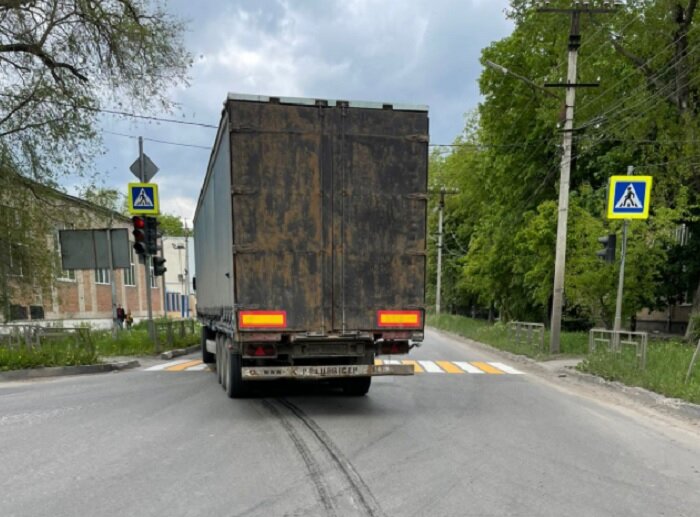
[161,235,195,318]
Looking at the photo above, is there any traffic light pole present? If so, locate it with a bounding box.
[613,165,634,340]
[140,136,157,349]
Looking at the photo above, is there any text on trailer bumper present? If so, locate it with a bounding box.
[241,364,414,380]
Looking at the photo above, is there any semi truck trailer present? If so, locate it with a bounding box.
[193,94,428,397]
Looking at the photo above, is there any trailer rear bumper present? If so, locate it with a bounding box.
[241,364,413,380]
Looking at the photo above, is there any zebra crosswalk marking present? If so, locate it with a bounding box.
[147,358,525,375]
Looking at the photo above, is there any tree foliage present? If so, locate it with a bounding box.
[0,0,191,181]
[429,0,700,334]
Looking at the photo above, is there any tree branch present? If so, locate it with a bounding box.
[685,0,698,30]
[0,42,88,82]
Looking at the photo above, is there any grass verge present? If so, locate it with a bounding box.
[0,321,200,371]
[579,343,700,404]
[427,313,700,404]
[426,313,588,359]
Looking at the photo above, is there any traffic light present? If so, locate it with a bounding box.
[596,233,617,263]
[144,216,159,255]
[153,256,167,276]
[132,216,147,256]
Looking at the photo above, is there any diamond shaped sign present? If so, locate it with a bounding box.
[129,154,159,182]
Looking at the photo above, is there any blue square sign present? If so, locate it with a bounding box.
[607,176,652,220]
[128,182,159,215]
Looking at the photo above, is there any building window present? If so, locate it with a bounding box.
[54,226,75,281]
[95,268,111,285]
[10,305,28,320]
[30,305,45,320]
[124,263,136,286]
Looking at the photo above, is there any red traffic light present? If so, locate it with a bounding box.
[132,216,145,229]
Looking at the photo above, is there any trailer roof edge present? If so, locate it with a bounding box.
[226,93,428,112]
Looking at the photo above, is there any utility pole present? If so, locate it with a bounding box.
[140,136,156,347]
[540,3,615,353]
[431,186,458,314]
[436,187,445,314]
[613,165,634,342]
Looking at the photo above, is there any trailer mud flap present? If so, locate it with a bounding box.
[241,364,414,380]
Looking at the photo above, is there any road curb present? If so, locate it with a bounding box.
[429,326,700,421]
[559,366,700,420]
[0,359,140,382]
[160,344,199,360]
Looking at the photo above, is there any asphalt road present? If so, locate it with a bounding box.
[2,328,699,517]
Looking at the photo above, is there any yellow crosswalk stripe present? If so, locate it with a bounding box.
[435,361,464,374]
[401,359,424,373]
[165,359,203,372]
[470,362,505,374]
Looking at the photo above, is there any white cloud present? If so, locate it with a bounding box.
[90,0,512,218]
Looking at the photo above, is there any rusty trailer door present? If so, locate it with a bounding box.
[331,104,428,332]
[229,98,427,334]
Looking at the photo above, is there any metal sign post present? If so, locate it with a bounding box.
[138,137,157,348]
[607,166,652,345]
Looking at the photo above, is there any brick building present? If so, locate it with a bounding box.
[1,181,164,328]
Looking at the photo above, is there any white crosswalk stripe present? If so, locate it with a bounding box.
[488,362,524,375]
[454,361,485,374]
[418,360,444,373]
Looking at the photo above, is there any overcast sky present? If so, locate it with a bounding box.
[85,0,512,223]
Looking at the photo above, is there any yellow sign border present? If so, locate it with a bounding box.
[128,182,159,215]
[607,175,652,220]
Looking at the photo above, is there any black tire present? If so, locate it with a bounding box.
[341,376,371,396]
[201,326,215,364]
[224,344,248,399]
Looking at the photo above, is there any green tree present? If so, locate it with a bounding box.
[157,213,187,237]
[0,0,191,182]
[427,0,700,336]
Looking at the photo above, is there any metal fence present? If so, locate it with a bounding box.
[589,328,648,369]
[507,321,545,352]
[0,325,92,349]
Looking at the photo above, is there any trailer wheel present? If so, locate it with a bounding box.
[201,326,215,364]
[341,376,371,396]
[224,342,248,398]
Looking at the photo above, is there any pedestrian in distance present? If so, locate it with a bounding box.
[116,304,126,329]
[126,310,133,330]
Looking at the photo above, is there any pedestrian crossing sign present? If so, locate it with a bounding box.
[128,182,159,215]
[607,175,652,220]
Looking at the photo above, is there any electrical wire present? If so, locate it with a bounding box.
[575,24,700,117]
[102,130,211,150]
[0,92,219,129]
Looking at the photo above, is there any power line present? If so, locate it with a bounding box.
[575,24,700,117]
[102,130,210,150]
[0,92,219,129]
